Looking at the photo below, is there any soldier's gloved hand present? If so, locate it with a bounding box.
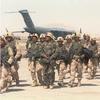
[15,54,22,61]
[8,58,13,64]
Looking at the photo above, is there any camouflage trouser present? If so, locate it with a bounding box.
[43,64,55,86]
[36,61,43,85]
[0,65,12,92]
[28,60,43,85]
[11,63,19,85]
[56,60,66,83]
[88,58,98,79]
[69,59,82,87]
[1,66,12,84]
[82,58,89,73]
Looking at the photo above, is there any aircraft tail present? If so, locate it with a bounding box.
[19,10,35,31]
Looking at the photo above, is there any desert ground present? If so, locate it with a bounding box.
[0,58,100,100]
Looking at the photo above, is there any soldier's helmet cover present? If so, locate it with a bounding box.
[46,32,54,39]
[5,32,14,37]
[91,38,96,42]
[32,33,38,38]
[91,35,96,41]
[57,37,64,41]
[76,32,81,37]
[65,35,72,39]
[72,32,81,39]
[40,33,46,38]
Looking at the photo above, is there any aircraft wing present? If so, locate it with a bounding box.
[50,30,75,38]
[12,31,25,33]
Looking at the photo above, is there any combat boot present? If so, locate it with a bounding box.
[49,85,54,89]
[58,82,64,87]
[31,81,38,87]
[43,85,49,89]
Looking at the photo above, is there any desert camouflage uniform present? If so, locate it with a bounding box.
[64,39,73,73]
[6,40,21,85]
[81,38,90,73]
[27,39,41,86]
[36,40,46,85]
[87,40,99,79]
[68,39,83,87]
[0,42,14,92]
[55,42,68,86]
[40,40,56,88]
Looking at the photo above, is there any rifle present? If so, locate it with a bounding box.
[1,55,11,67]
[25,48,41,60]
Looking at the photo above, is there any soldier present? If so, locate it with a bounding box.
[0,36,13,93]
[27,33,41,86]
[82,34,90,48]
[68,33,83,87]
[64,35,73,52]
[40,32,56,89]
[26,34,33,49]
[82,34,91,73]
[87,38,99,79]
[36,34,46,85]
[4,32,21,85]
[55,37,68,87]
[64,35,73,73]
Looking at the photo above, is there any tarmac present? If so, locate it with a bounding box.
[0,58,100,100]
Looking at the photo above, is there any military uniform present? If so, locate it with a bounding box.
[68,35,83,87]
[55,37,68,86]
[41,41,56,88]
[81,36,90,73]
[36,40,46,85]
[27,41,40,86]
[87,39,99,79]
[0,41,14,92]
[64,35,73,73]
[27,34,44,86]
[6,39,21,85]
[26,35,32,50]
[39,32,57,89]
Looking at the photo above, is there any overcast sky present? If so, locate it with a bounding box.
[0,0,100,37]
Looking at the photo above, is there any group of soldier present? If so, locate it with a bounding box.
[0,31,100,93]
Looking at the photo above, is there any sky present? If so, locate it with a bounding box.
[0,0,100,37]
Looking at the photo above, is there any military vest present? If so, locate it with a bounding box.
[1,45,10,62]
[43,41,56,57]
[89,44,98,54]
[70,41,82,56]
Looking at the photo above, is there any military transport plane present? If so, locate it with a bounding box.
[8,9,75,38]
